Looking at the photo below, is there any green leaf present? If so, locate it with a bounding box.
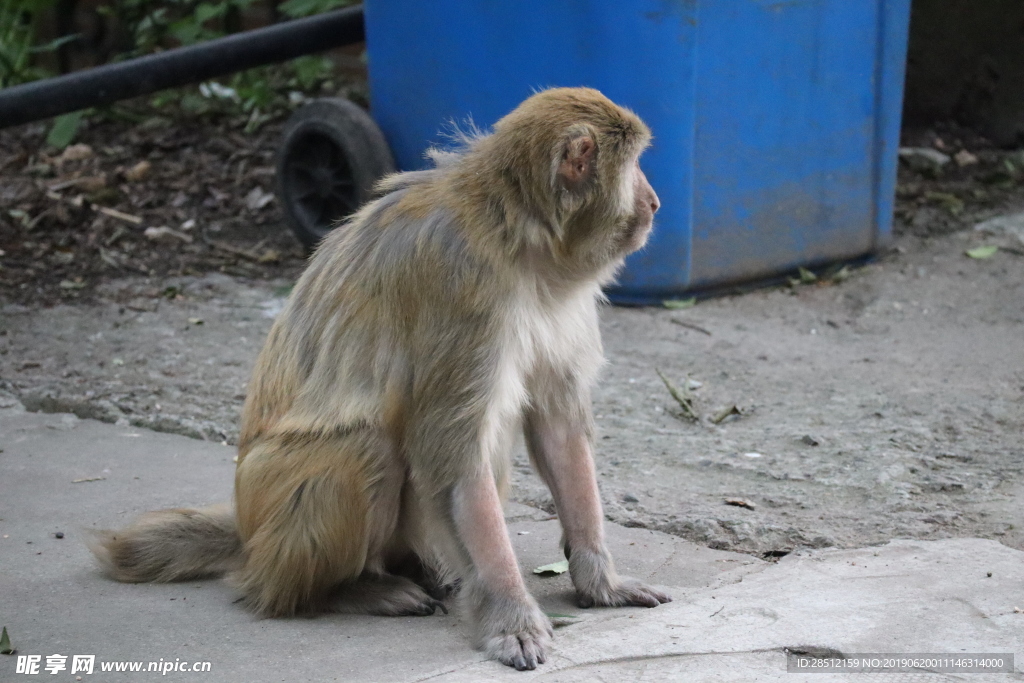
[0,625,13,655]
[662,297,696,310]
[279,0,352,18]
[194,2,227,24]
[544,612,578,620]
[46,111,84,149]
[532,560,569,575]
[798,266,817,283]
[966,245,998,259]
[30,33,79,54]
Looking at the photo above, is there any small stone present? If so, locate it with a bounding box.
[800,434,821,446]
[622,493,639,503]
[54,531,64,539]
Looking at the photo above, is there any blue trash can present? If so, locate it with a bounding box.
[363,0,911,303]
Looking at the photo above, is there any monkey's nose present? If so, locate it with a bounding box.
[650,192,661,214]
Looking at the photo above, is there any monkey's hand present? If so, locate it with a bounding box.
[569,547,672,608]
[473,592,553,670]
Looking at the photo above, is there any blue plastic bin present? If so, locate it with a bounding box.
[363,0,911,303]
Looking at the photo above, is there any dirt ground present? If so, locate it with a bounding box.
[2,113,1023,559]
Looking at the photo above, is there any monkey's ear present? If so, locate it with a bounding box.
[557,132,597,190]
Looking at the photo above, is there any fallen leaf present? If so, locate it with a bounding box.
[245,186,275,211]
[662,297,696,310]
[47,111,84,149]
[124,160,152,182]
[533,560,569,575]
[74,175,107,193]
[954,149,978,167]
[725,498,756,510]
[711,405,742,424]
[925,191,964,215]
[829,265,853,283]
[58,280,85,290]
[966,245,998,259]
[188,318,204,326]
[71,476,105,483]
[144,226,193,244]
[257,249,281,263]
[798,267,817,284]
[544,612,578,619]
[0,625,13,655]
[59,143,93,162]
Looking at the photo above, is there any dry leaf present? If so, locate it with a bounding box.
[124,160,152,182]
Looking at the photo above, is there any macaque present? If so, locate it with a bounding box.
[87,87,670,670]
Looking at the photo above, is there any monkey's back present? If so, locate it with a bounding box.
[237,175,517,461]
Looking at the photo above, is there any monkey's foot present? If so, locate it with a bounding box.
[568,547,672,608]
[472,594,553,670]
[329,573,449,616]
[576,576,672,609]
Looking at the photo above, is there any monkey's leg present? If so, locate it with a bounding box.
[525,410,672,609]
[231,430,380,615]
[235,429,450,617]
[328,572,447,616]
[451,461,552,670]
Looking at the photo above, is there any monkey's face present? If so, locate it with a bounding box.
[618,159,660,254]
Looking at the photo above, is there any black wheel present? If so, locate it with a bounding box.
[277,98,395,250]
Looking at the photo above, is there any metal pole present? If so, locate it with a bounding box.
[0,5,364,129]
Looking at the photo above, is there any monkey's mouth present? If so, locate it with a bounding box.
[620,217,654,253]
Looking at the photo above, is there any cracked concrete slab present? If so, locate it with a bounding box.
[1,405,1021,682]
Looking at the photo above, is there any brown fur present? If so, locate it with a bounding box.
[87,87,669,670]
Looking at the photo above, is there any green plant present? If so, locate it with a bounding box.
[0,0,75,88]
[97,0,260,56]
[278,0,353,18]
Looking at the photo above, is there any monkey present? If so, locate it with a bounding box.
[86,87,670,670]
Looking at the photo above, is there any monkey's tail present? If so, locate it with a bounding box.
[85,504,242,583]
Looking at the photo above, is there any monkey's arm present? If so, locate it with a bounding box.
[451,460,552,670]
[524,408,672,609]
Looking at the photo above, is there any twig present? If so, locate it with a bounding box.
[656,368,699,421]
[203,236,261,262]
[93,205,142,224]
[670,318,712,336]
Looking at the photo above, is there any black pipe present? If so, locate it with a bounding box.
[0,5,364,129]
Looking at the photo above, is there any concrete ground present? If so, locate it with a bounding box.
[1,400,1022,682]
[3,229,1023,558]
